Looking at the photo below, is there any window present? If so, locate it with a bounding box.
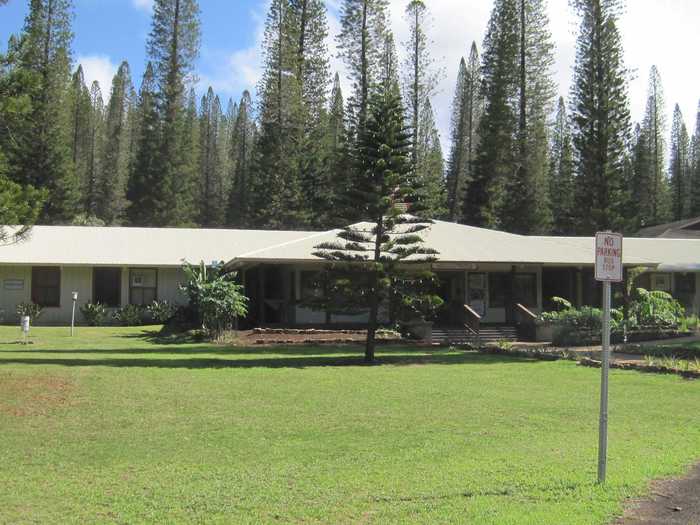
[129,268,157,305]
[488,272,537,308]
[651,273,672,293]
[513,273,537,308]
[93,267,121,307]
[488,273,509,308]
[31,267,60,307]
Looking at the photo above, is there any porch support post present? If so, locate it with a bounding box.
[258,266,266,324]
[576,268,583,308]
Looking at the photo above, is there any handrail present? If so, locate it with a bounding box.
[515,303,537,321]
[514,303,537,342]
[464,304,482,321]
[463,304,481,337]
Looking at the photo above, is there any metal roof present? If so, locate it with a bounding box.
[0,222,697,270]
[635,216,700,239]
[0,226,315,267]
[228,220,700,269]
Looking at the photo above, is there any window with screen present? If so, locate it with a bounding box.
[93,267,121,307]
[129,268,157,305]
[513,273,537,307]
[31,267,61,307]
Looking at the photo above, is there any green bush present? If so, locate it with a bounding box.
[629,288,685,329]
[680,315,699,332]
[146,300,177,324]
[16,302,42,320]
[80,303,107,326]
[113,305,145,326]
[180,261,248,336]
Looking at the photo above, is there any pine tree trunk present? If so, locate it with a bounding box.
[366,214,384,363]
[412,6,419,179]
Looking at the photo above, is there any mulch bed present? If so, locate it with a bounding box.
[233,329,406,346]
[615,462,700,524]
[578,357,700,379]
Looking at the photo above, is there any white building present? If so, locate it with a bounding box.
[0,221,698,327]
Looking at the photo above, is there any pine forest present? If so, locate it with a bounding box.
[2,0,700,235]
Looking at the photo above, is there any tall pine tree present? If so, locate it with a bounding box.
[414,98,445,217]
[67,65,91,205]
[669,104,690,221]
[337,0,389,136]
[227,90,256,227]
[691,101,700,216]
[465,0,518,228]
[146,0,201,226]
[85,80,104,217]
[15,0,79,222]
[446,44,482,222]
[634,65,669,227]
[99,61,134,224]
[127,63,161,226]
[570,0,631,234]
[498,0,555,234]
[549,97,575,234]
[199,87,225,226]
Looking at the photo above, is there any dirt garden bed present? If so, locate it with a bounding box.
[230,328,407,346]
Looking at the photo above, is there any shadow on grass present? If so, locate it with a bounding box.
[0,350,541,369]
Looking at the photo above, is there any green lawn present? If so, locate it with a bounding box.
[1,326,699,524]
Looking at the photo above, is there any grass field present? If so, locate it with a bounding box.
[1,326,699,524]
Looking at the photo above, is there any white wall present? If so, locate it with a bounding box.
[0,265,187,326]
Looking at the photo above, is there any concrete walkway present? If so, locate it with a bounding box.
[561,335,700,365]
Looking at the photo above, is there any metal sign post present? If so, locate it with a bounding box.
[594,232,623,484]
[71,291,78,336]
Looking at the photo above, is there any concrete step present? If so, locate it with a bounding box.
[432,325,519,345]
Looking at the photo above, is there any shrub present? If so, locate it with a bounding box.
[629,288,684,329]
[180,261,248,337]
[680,315,699,333]
[147,300,177,324]
[113,304,145,326]
[16,302,42,320]
[80,302,107,326]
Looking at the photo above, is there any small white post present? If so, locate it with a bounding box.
[598,280,611,483]
[21,315,30,344]
[71,291,78,336]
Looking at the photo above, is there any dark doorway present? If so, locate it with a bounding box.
[435,272,465,326]
[542,268,575,311]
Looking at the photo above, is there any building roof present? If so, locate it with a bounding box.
[228,220,700,269]
[0,226,315,267]
[1,221,697,271]
[636,217,700,239]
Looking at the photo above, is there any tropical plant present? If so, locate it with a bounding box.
[113,304,145,326]
[628,288,684,329]
[180,261,248,336]
[80,302,107,326]
[146,299,177,324]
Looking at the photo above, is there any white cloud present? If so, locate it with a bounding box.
[198,0,700,146]
[196,3,267,105]
[131,0,153,13]
[76,54,119,99]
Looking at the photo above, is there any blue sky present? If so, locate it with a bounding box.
[2,0,700,150]
[0,0,265,104]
